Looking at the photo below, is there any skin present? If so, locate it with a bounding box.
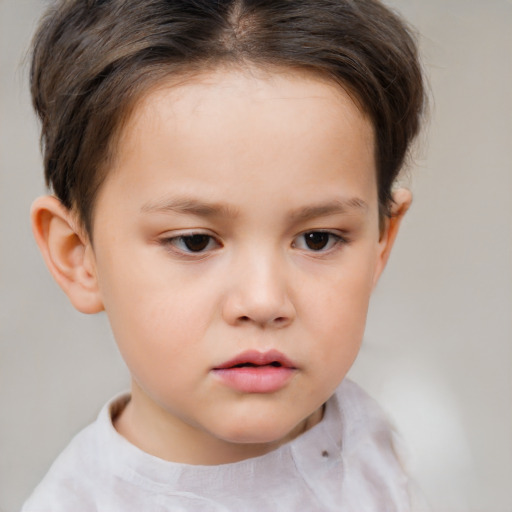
[32,67,411,465]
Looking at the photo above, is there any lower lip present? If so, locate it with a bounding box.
[212,366,295,393]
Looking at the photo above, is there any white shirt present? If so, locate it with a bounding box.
[22,380,424,511]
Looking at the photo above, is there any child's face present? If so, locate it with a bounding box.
[84,67,399,462]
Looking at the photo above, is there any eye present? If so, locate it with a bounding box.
[161,233,220,254]
[293,231,346,252]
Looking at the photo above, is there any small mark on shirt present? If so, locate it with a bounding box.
[321,450,329,458]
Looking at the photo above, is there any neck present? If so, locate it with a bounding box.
[113,381,325,465]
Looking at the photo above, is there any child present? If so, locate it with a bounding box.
[23,0,426,510]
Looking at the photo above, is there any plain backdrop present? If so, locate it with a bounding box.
[1,1,511,511]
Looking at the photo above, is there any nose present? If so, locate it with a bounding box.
[222,251,296,329]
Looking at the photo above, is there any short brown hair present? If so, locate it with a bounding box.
[31,0,425,236]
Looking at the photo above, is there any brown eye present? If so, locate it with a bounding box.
[304,232,331,251]
[161,232,221,256]
[292,231,346,252]
[181,234,212,252]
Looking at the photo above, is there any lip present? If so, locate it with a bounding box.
[214,349,297,370]
[212,350,297,393]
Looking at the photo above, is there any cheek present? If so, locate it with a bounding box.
[300,250,377,361]
[95,253,218,376]
[104,286,215,398]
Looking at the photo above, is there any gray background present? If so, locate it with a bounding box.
[1,0,511,511]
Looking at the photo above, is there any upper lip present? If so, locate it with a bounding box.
[213,349,297,370]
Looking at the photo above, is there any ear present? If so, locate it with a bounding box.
[372,188,412,288]
[31,196,104,314]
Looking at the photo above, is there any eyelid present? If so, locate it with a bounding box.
[158,230,222,256]
[292,229,350,252]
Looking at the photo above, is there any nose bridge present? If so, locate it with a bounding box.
[223,242,295,327]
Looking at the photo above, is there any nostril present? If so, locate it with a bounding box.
[236,315,289,326]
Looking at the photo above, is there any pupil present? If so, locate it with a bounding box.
[183,234,210,252]
[305,232,329,250]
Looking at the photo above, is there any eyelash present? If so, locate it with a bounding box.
[160,232,222,256]
[292,231,349,253]
[159,230,349,257]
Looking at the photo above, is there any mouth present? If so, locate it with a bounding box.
[212,350,297,394]
[231,361,284,368]
[213,349,297,371]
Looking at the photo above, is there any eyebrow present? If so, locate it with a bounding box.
[140,197,239,218]
[140,196,368,220]
[288,198,368,222]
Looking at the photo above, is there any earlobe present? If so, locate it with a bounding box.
[372,188,412,288]
[31,196,104,314]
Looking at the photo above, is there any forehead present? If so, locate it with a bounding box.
[122,66,372,145]
[102,66,377,213]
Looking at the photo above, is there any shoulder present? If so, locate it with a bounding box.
[22,423,99,511]
[336,378,394,435]
[21,395,126,512]
[335,378,405,464]
[335,379,416,510]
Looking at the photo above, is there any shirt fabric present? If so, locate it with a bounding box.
[22,379,421,511]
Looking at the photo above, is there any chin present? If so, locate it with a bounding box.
[212,414,305,447]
